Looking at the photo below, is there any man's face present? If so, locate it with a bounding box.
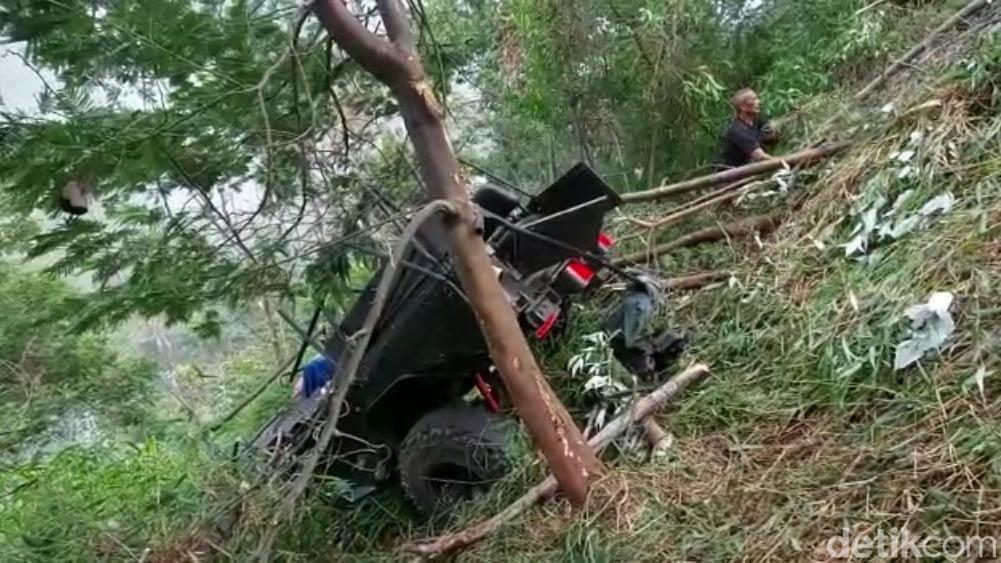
[740,91,761,115]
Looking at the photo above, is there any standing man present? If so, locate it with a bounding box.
[716,88,778,169]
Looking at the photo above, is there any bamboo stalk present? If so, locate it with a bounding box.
[614,213,783,267]
[620,142,850,204]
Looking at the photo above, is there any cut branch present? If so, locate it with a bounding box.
[640,418,671,455]
[614,213,783,267]
[662,270,732,291]
[646,177,765,232]
[620,142,850,204]
[399,364,711,560]
[663,176,763,217]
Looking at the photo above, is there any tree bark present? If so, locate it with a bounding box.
[620,142,850,204]
[614,213,783,266]
[312,0,601,507]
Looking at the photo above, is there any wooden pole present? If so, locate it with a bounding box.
[312,0,601,507]
[620,142,850,204]
[662,270,732,291]
[614,213,782,267]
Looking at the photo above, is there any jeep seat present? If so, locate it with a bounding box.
[472,183,521,238]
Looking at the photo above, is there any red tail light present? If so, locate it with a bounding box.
[474,373,501,413]
[598,232,614,252]
[565,259,595,286]
[535,310,560,339]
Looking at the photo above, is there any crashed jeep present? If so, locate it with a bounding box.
[249,163,622,515]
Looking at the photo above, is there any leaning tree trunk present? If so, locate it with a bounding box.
[312,0,602,506]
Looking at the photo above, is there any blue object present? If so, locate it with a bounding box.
[301,353,337,398]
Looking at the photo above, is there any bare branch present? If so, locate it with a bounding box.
[312,0,417,85]
[376,0,416,53]
[325,41,351,159]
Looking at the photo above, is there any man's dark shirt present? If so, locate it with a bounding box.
[717,115,771,169]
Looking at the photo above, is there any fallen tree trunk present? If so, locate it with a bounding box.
[662,271,732,291]
[313,0,601,507]
[620,142,850,204]
[614,213,783,267]
[399,364,711,560]
[855,0,989,100]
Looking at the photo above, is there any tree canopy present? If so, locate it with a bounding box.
[0,0,895,329]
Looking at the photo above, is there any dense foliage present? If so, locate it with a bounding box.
[429,0,902,187]
[0,263,154,450]
[0,0,904,329]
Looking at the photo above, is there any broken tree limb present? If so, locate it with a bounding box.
[620,142,851,204]
[640,418,671,455]
[662,270,732,291]
[399,363,711,560]
[313,0,601,508]
[855,0,989,100]
[614,213,783,267]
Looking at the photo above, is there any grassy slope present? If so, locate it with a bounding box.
[228,8,1000,562]
[426,13,1001,563]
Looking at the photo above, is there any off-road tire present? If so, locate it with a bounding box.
[398,405,513,516]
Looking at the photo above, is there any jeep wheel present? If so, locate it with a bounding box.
[398,405,513,515]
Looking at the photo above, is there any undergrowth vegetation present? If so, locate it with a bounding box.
[438,20,1001,562]
[2,1,1000,562]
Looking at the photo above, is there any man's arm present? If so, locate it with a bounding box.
[760,119,779,146]
[761,127,778,145]
[749,147,771,161]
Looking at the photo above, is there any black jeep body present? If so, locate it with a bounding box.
[251,163,621,513]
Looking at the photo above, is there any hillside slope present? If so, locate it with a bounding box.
[405,7,1001,563]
